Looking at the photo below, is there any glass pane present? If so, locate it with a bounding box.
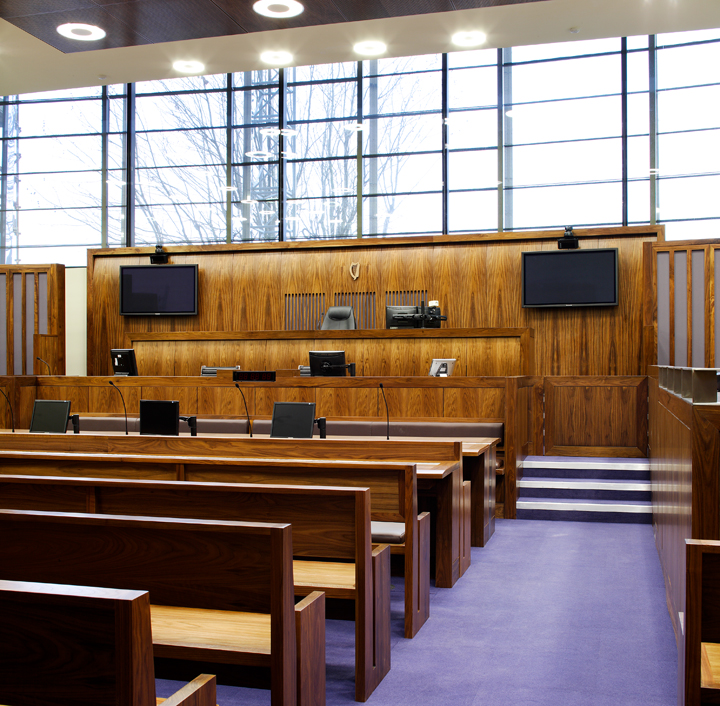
[365,55,441,76]
[627,36,649,50]
[510,138,621,187]
[448,190,498,232]
[288,122,358,159]
[627,50,649,93]
[658,86,720,133]
[285,158,357,200]
[363,154,442,194]
[507,96,621,144]
[136,91,226,131]
[136,129,227,167]
[233,87,279,126]
[233,69,279,88]
[109,96,127,133]
[363,72,441,116]
[511,54,621,103]
[657,29,720,48]
[15,100,101,137]
[663,219,720,240]
[511,38,620,62]
[135,202,226,244]
[15,171,101,210]
[18,86,102,101]
[447,48,496,69]
[289,63,357,82]
[135,74,227,94]
[288,82,357,121]
[659,130,720,176]
[628,135,650,179]
[231,164,279,201]
[11,208,102,246]
[10,245,95,266]
[448,150,497,190]
[107,207,127,247]
[659,175,720,220]
[446,110,497,149]
[511,182,622,229]
[448,66,496,109]
[230,202,279,241]
[363,193,442,235]
[285,197,356,239]
[628,179,650,223]
[11,135,102,173]
[364,114,441,154]
[627,92,649,136]
[135,165,227,205]
[232,126,280,162]
[657,41,720,89]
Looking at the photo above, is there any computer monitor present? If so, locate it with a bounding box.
[111,349,138,376]
[386,305,418,329]
[270,402,316,438]
[429,359,457,377]
[29,400,71,434]
[139,399,180,436]
[309,350,349,377]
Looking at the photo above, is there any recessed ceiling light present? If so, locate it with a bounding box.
[354,40,386,56]
[260,50,293,65]
[173,60,205,73]
[452,31,486,48]
[56,23,106,41]
[253,0,304,18]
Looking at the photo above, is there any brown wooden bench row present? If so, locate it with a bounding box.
[0,450,432,639]
[0,580,217,706]
[0,509,323,706]
[0,474,391,702]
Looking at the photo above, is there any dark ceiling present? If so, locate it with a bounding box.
[0,0,548,53]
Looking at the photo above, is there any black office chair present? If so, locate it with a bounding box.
[321,306,356,330]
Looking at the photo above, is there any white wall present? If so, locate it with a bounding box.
[65,267,87,376]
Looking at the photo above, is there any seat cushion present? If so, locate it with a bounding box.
[371,521,406,544]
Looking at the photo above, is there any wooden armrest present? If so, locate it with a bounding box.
[158,674,217,706]
[702,643,720,689]
[373,543,391,557]
[295,591,325,706]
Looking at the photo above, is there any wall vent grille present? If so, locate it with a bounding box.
[385,290,429,307]
[333,291,376,329]
[285,293,325,331]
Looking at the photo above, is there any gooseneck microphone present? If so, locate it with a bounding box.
[379,383,390,440]
[234,383,252,437]
[0,386,15,432]
[36,357,52,375]
[108,380,129,435]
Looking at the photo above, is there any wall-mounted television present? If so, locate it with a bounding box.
[120,264,198,316]
[521,249,619,308]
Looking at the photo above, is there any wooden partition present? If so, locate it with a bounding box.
[647,239,720,373]
[88,226,660,378]
[543,376,649,457]
[0,265,65,377]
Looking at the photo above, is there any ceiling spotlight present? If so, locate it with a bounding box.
[253,0,304,18]
[260,50,293,65]
[452,31,486,48]
[354,40,386,56]
[173,60,205,73]
[56,23,106,41]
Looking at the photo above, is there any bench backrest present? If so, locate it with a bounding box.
[0,580,155,706]
[0,509,296,704]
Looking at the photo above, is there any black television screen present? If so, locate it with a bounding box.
[139,399,180,436]
[522,249,619,308]
[111,349,138,376]
[120,265,198,316]
[29,400,71,434]
[270,402,316,438]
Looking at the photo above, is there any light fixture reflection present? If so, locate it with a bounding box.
[260,50,293,65]
[451,30,486,48]
[354,40,386,56]
[173,60,205,73]
[253,0,304,18]
[56,23,106,41]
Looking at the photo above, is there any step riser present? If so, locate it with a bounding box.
[521,468,650,481]
[517,488,651,501]
[517,509,652,524]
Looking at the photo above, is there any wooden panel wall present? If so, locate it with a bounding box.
[0,265,65,376]
[87,226,660,377]
[544,376,649,457]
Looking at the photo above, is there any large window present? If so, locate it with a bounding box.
[2,28,720,264]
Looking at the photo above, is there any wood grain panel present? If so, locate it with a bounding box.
[443,387,505,420]
[465,337,522,376]
[254,388,316,417]
[140,386,198,415]
[431,243,485,330]
[36,385,89,413]
[199,386,256,417]
[315,388,378,417]
[383,388,444,418]
[89,384,141,415]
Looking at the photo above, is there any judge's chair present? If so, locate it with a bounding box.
[321,306,356,330]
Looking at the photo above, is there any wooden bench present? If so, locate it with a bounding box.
[0,579,216,706]
[685,539,720,706]
[0,509,325,706]
[0,451,430,640]
[0,474,390,702]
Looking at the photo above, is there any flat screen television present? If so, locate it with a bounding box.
[139,399,180,436]
[522,249,619,308]
[270,402,316,438]
[120,264,198,316]
[111,349,138,376]
[29,400,71,434]
[309,350,348,377]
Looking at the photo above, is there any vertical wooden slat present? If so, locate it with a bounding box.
[708,246,716,368]
[669,251,675,366]
[20,272,26,376]
[5,273,12,378]
[688,252,693,368]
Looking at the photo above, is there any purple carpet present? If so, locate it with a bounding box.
[156,519,677,705]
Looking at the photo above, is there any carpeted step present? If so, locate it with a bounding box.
[520,456,650,481]
[517,478,651,502]
[516,497,652,524]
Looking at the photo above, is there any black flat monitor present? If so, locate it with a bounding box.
[522,248,619,308]
[29,400,71,434]
[139,399,180,436]
[386,305,418,329]
[309,350,348,377]
[111,349,138,376]
[120,264,198,316]
[270,402,316,438]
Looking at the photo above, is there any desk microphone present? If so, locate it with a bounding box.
[36,357,52,375]
[108,380,129,435]
[0,386,15,432]
[234,383,252,437]
[379,383,390,440]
